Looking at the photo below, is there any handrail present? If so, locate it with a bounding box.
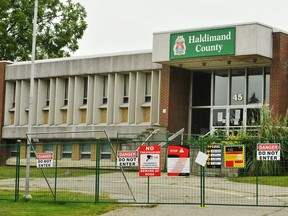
[159,128,185,147]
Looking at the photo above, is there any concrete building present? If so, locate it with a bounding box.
[0,22,288,165]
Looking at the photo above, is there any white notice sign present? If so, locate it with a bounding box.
[195,151,209,167]
[117,151,138,167]
[37,153,53,168]
[257,143,281,161]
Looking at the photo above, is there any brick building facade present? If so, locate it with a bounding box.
[0,23,288,165]
[270,32,288,116]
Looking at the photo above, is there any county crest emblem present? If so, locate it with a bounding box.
[173,36,186,56]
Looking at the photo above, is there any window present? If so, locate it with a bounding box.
[191,66,270,135]
[192,72,211,106]
[191,108,210,134]
[62,144,72,158]
[247,108,261,126]
[123,74,129,103]
[264,67,270,104]
[103,76,108,104]
[81,143,91,159]
[12,82,16,108]
[46,80,50,106]
[213,109,226,126]
[43,144,53,153]
[230,69,245,105]
[101,142,111,159]
[247,68,262,104]
[229,109,243,126]
[29,145,36,158]
[214,70,228,105]
[83,77,88,105]
[145,73,151,102]
[64,78,69,106]
[10,145,18,157]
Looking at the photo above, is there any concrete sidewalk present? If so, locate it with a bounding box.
[101,204,288,216]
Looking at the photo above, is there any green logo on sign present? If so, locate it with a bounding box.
[170,27,235,59]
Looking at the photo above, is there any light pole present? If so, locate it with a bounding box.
[24,0,38,200]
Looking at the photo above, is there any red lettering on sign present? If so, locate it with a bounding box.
[38,154,53,159]
[258,144,279,151]
[118,151,137,157]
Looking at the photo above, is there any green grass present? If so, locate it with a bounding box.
[0,166,113,179]
[0,190,125,216]
[229,176,288,187]
[0,199,124,216]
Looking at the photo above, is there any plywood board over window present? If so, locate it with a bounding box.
[143,107,150,122]
[100,109,107,123]
[61,110,67,124]
[80,109,87,123]
[43,110,49,124]
[121,107,128,123]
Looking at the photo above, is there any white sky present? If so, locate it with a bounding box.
[71,0,288,56]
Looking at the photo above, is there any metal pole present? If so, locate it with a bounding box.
[24,0,38,200]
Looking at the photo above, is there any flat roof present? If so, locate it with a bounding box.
[7,49,153,66]
[153,22,288,35]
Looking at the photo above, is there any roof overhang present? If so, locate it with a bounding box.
[153,23,273,70]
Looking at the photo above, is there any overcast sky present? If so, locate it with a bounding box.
[71,0,288,57]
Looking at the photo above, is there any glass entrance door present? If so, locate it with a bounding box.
[190,67,270,135]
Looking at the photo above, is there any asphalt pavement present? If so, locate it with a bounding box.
[101,204,288,216]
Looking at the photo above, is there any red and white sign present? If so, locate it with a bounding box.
[167,145,190,176]
[37,153,53,168]
[257,143,281,161]
[139,145,161,176]
[117,151,138,167]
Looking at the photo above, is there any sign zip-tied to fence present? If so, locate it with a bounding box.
[26,130,136,202]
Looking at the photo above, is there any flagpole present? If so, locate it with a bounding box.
[24,0,38,200]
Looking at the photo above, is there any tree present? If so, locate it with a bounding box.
[0,0,87,61]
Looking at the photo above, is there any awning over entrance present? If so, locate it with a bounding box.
[152,23,273,70]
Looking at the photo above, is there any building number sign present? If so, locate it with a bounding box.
[232,94,243,101]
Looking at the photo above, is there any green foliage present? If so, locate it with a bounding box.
[246,105,288,176]
[0,0,87,61]
[229,176,288,187]
[259,105,288,139]
[187,105,288,176]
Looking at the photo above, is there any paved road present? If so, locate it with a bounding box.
[1,172,288,206]
[1,172,288,211]
[102,204,288,216]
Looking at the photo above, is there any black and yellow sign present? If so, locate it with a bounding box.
[206,144,222,169]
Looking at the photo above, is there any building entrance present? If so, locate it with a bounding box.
[190,67,270,134]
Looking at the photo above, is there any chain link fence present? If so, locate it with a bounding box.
[0,134,287,207]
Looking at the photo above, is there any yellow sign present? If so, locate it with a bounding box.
[223,145,245,168]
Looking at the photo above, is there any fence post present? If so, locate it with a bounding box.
[95,140,101,203]
[15,142,20,202]
[200,137,205,207]
[54,143,59,202]
[256,147,259,206]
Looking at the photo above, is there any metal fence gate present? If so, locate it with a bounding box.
[0,135,287,207]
